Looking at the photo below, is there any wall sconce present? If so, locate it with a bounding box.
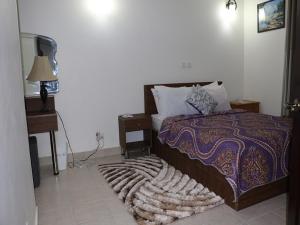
[226,0,237,10]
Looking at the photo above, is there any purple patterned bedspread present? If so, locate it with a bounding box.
[158,110,292,201]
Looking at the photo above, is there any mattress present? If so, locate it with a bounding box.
[151,114,164,131]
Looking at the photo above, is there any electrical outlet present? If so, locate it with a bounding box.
[100,133,104,140]
[96,131,104,142]
[181,62,192,69]
[96,131,100,141]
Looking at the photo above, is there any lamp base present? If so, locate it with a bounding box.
[40,82,49,112]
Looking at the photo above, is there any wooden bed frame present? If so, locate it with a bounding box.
[144,82,287,210]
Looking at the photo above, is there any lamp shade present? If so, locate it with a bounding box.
[27,56,58,82]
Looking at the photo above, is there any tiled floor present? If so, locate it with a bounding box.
[36,155,287,225]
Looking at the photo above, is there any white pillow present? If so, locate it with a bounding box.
[202,83,231,112]
[202,81,219,88]
[154,86,198,118]
[151,88,161,114]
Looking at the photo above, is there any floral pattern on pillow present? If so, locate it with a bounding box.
[186,85,217,115]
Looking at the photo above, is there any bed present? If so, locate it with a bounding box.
[144,82,291,210]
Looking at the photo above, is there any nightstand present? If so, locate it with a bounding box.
[118,113,152,158]
[230,100,260,113]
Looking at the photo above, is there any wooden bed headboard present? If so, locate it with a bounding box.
[144,81,222,115]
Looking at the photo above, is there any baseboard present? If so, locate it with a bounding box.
[39,146,121,167]
[35,206,38,225]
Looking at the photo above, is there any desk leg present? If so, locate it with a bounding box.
[50,130,59,175]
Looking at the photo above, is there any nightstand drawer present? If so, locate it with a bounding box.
[124,118,151,131]
[230,100,260,113]
[239,103,259,113]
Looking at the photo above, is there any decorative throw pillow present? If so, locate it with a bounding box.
[202,82,231,112]
[186,85,217,115]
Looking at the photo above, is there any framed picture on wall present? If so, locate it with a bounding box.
[257,0,285,33]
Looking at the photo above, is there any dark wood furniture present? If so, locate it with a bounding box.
[230,100,260,113]
[118,114,152,158]
[288,112,300,225]
[144,82,287,210]
[287,1,300,223]
[25,96,59,175]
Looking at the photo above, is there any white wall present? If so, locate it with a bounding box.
[0,0,36,225]
[18,0,244,157]
[244,0,287,115]
[21,34,40,95]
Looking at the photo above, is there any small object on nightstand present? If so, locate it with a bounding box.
[230,100,260,113]
[121,114,134,118]
[118,113,152,159]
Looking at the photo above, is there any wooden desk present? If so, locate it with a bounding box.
[25,96,59,175]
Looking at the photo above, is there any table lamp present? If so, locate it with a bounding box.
[27,56,58,112]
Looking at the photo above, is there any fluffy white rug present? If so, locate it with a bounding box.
[99,156,224,225]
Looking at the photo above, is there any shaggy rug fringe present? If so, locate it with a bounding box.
[99,156,224,225]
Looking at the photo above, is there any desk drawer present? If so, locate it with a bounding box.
[25,96,55,113]
[27,113,58,134]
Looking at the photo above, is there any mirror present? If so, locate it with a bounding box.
[20,33,59,96]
